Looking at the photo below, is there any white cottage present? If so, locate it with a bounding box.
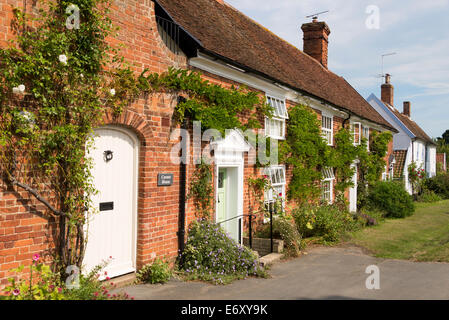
[367,74,437,194]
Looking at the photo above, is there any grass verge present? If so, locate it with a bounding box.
[349,200,449,262]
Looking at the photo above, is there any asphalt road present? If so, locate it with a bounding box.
[122,246,449,300]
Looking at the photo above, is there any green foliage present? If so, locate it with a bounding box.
[356,209,385,226]
[331,129,360,194]
[137,68,271,134]
[187,162,214,218]
[136,259,172,285]
[417,190,442,203]
[2,255,131,300]
[255,216,304,257]
[3,256,66,300]
[279,105,331,204]
[292,205,360,243]
[368,181,415,218]
[424,173,449,199]
[408,162,425,194]
[357,131,393,209]
[181,219,265,285]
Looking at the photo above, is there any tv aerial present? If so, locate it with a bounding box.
[306,10,329,21]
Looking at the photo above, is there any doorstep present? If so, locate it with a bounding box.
[109,272,136,288]
[259,253,283,267]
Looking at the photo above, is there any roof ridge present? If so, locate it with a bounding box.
[218,0,332,74]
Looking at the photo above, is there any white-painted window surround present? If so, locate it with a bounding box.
[265,96,288,140]
[264,165,286,204]
[351,122,362,146]
[322,114,333,146]
[321,167,335,204]
[363,126,370,151]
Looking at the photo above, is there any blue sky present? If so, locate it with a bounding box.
[225,0,449,138]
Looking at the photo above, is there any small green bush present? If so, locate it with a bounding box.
[181,219,266,284]
[136,259,172,284]
[255,216,304,257]
[417,190,442,203]
[368,181,415,218]
[293,205,360,243]
[424,174,449,199]
[356,210,385,226]
[2,255,131,300]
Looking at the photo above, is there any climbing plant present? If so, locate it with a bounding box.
[279,104,332,205]
[187,162,214,219]
[357,131,393,208]
[0,0,272,277]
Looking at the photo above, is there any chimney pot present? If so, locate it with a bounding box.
[301,20,331,69]
[381,73,394,106]
[403,101,411,117]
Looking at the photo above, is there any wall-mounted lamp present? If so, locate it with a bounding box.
[104,150,114,162]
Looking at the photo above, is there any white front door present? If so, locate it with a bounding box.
[84,127,138,279]
[349,164,358,213]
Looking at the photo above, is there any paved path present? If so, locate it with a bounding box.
[122,246,449,300]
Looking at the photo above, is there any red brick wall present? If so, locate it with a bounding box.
[437,153,447,172]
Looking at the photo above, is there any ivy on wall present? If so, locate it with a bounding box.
[279,105,332,205]
[280,104,392,207]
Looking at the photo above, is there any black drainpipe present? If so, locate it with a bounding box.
[343,114,351,128]
[177,97,187,265]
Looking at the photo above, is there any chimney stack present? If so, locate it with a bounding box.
[301,20,331,69]
[381,73,394,106]
[403,101,411,117]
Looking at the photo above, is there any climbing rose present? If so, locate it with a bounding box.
[32,254,40,262]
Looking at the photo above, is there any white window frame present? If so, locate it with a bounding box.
[321,114,333,146]
[321,167,335,204]
[363,126,370,151]
[264,165,286,204]
[351,122,362,146]
[265,96,288,140]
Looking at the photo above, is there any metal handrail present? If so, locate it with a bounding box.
[217,214,256,249]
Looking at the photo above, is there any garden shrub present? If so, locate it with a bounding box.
[293,205,360,243]
[424,173,449,199]
[1,254,131,300]
[255,216,304,257]
[368,181,415,218]
[136,259,172,284]
[417,190,442,203]
[356,210,385,226]
[181,219,266,285]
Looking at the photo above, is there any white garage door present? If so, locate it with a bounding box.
[84,126,138,279]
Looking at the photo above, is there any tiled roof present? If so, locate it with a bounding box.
[386,105,435,145]
[393,150,408,179]
[156,0,396,131]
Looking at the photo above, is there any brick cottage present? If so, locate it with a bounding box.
[0,0,396,285]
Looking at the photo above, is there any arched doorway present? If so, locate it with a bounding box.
[84,126,139,278]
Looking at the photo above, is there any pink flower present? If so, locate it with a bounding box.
[106,276,110,280]
[94,292,99,297]
[104,271,108,275]
[32,254,40,262]
[58,287,62,293]
[12,289,20,296]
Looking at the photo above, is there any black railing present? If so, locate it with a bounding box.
[217,214,255,249]
[216,209,276,254]
[156,16,180,54]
